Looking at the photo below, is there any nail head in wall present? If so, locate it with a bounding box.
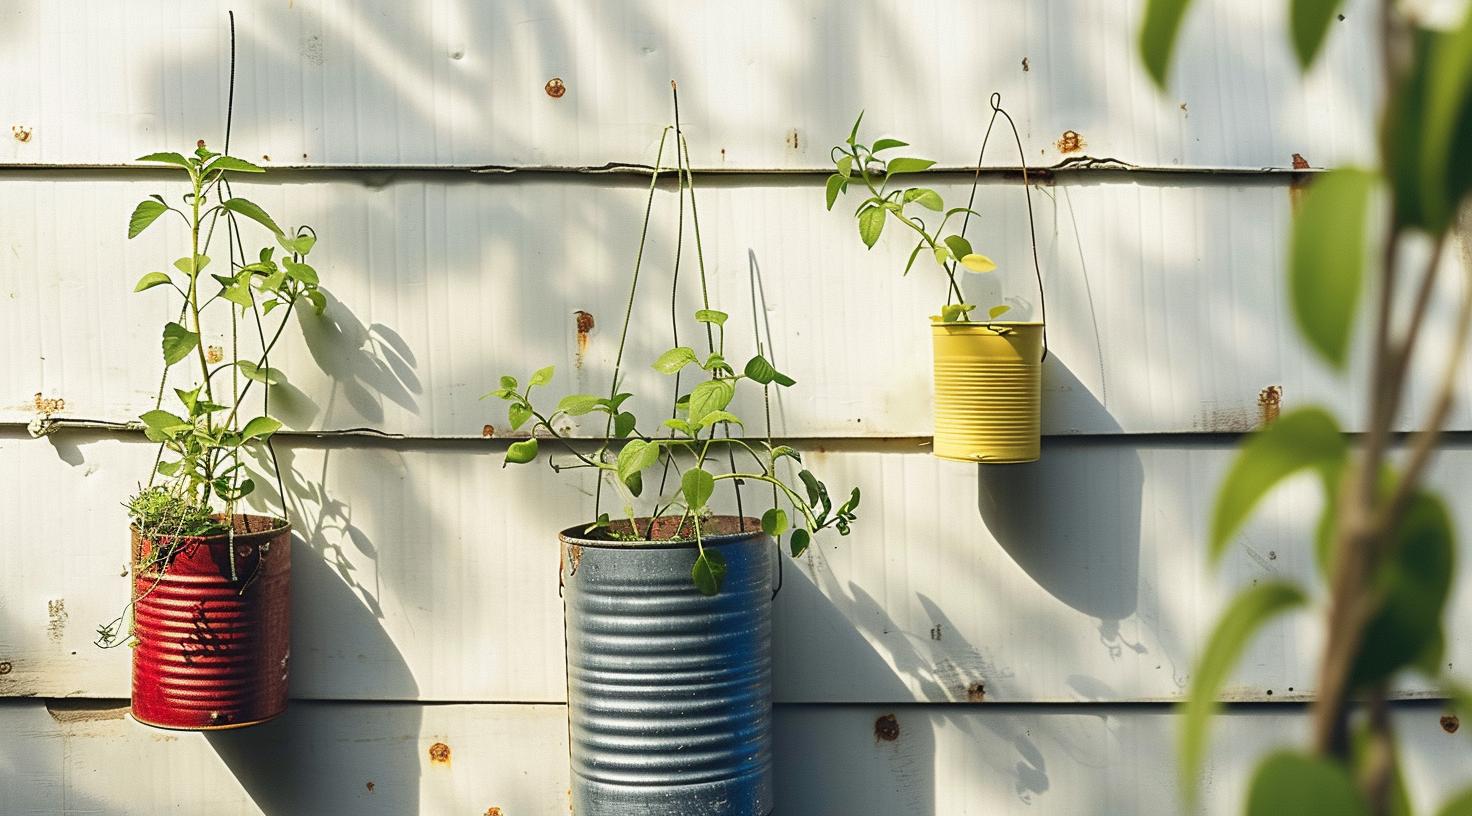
[545,77,566,98]
[1056,130,1085,153]
[874,713,899,741]
[1021,57,1029,72]
[11,125,32,143]
[428,741,451,764]
[366,781,375,792]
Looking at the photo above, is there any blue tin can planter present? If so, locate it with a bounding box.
[560,516,774,816]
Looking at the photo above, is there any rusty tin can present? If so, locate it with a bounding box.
[560,516,774,816]
[130,514,291,730]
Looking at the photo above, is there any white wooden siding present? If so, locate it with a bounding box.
[4,2,1471,815]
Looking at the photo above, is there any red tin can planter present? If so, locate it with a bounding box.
[130,514,291,730]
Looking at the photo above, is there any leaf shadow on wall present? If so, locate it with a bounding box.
[977,355,1145,670]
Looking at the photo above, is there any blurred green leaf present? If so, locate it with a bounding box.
[529,365,555,387]
[1290,168,1376,368]
[1179,582,1307,807]
[1210,407,1345,561]
[1140,0,1195,88]
[1435,789,1472,816]
[1245,752,1369,816]
[1290,0,1344,68]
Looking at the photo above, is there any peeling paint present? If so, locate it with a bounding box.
[874,713,899,742]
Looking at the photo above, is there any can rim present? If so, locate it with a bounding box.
[130,513,291,545]
[929,319,1045,328]
[559,515,766,549]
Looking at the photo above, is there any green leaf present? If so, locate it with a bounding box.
[1436,789,1472,816]
[836,155,854,178]
[240,416,282,441]
[500,375,518,390]
[508,402,532,431]
[133,271,173,292]
[939,303,976,323]
[885,157,936,176]
[173,386,200,413]
[960,253,997,273]
[616,439,661,485]
[1290,0,1345,68]
[504,437,539,466]
[139,409,190,436]
[1289,168,1375,368]
[663,417,695,436]
[687,379,736,427]
[681,468,715,510]
[847,111,865,144]
[653,346,700,375]
[942,235,973,260]
[221,197,283,236]
[173,254,210,276]
[529,365,555,387]
[613,411,637,438]
[1180,583,1308,808]
[858,205,886,249]
[283,259,319,285]
[933,244,952,266]
[278,232,317,255]
[825,173,846,210]
[694,309,729,327]
[136,152,192,171]
[744,354,796,387]
[903,240,926,276]
[1245,752,1369,816]
[768,445,801,462]
[221,281,255,308]
[695,410,744,430]
[691,549,726,596]
[1139,0,1194,88]
[1210,407,1346,561]
[128,200,169,239]
[1412,12,1472,234]
[236,361,283,385]
[206,155,266,174]
[160,322,199,366]
[1352,490,1455,686]
[789,528,811,557]
[988,304,1012,320]
[798,469,822,506]
[556,393,604,416]
[872,138,908,153]
[902,188,944,211]
[761,507,789,537]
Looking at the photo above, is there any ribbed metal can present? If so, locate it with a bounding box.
[931,321,1044,463]
[130,514,291,731]
[560,516,774,816]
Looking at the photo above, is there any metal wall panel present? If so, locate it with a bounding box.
[0,0,1378,170]
[4,174,1468,437]
[4,700,1470,815]
[4,431,1468,704]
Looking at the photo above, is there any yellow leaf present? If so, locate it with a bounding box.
[960,253,997,273]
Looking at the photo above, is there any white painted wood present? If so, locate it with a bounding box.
[0,0,1378,171]
[4,175,1468,437]
[5,700,1471,815]
[4,433,1469,704]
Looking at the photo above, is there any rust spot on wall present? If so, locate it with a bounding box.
[261,154,271,162]
[428,741,452,765]
[1292,153,1311,170]
[485,808,505,816]
[33,393,66,414]
[787,129,800,150]
[482,424,495,438]
[12,125,32,143]
[206,345,224,364]
[575,310,595,368]
[1021,57,1029,72]
[1055,130,1085,153]
[1258,386,1282,426]
[0,661,12,675]
[1442,715,1461,734]
[366,781,376,792]
[545,77,566,98]
[967,682,986,702]
[47,599,67,642]
[874,713,899,742]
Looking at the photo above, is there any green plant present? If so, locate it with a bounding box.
[1143,1,1472,813]
[826,113,1008,323]
[96,142,325,646]
[488,98,859,596]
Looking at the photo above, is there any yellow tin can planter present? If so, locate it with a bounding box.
[930,320,1044,463]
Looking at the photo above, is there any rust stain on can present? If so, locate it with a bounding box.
[967,682,986,702]
[429,742,452,765]
[1257,386,1282,426]
[1055,130,1085,153]
[545,77,566,98]
[565,542,583,577]
[574,310,595,368]
[1442,715,1460,734]
[874,713,899,742]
